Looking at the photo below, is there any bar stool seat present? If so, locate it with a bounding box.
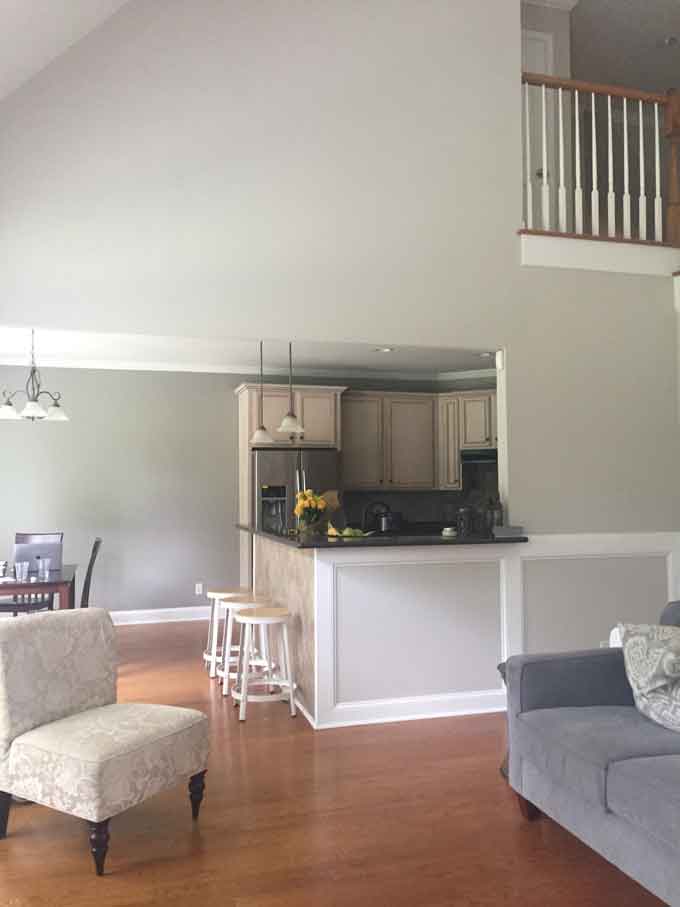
[230,607,296,721]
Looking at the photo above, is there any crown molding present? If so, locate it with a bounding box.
[522,0,579,10]
[0,356,496,383]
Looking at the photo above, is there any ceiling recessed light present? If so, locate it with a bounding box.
[479,351,493,359]
[374,346,395,353]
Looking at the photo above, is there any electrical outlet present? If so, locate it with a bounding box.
[195,582,204,596]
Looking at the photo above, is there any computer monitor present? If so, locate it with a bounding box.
[14,532,63,572]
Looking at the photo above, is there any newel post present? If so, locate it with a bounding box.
[665,90,680,247]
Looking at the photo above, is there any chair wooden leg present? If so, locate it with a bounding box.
[516,793,541,821]
[0,791,11,838]
[88,819,110,876]
[189,770,207,820]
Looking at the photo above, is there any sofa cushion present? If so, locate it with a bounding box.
[7,702,209,822]
[516,705,680,807]
[608,755,680,851]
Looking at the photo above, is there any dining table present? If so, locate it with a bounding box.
[0,565,78,610]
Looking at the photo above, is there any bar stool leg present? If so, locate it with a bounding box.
[207,599,220,677]
[259,624,270,690]
[239,624,252,721]
[221,607,234,697]
[276,628,286,691]
[282,623,296,717]
[233,623,245,708]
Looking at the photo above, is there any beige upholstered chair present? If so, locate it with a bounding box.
[0,609,209,875]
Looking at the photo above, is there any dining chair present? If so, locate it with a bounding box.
[80,538,102,609]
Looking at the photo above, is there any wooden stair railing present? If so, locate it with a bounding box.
[521,72,680,248]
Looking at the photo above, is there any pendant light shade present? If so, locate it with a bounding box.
[250,340,273,445]
[278,342,304,436]
[46,401,70,422]
[20,400,48,421]
[0,399,21,421]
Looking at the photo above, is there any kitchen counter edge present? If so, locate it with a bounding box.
[237,524,528,549]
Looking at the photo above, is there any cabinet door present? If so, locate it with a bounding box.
[261,390,297,443]
[490,391,498,447]
[341,395,384,488]
[384,396,435,489]
[437,396,461,489]
[296,390,338,446]
[460,395,492,448]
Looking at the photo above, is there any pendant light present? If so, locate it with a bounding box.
[278,341,304,436]
[250,340,273,445]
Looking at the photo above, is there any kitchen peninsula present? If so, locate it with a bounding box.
[242,525,528,729]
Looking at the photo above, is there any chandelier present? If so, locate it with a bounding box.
[0,330,69,422]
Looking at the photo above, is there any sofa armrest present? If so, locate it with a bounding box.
[505,648,634,716]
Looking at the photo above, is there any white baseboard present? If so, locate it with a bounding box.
[110,606,211,626]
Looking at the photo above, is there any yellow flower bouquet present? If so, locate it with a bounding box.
[293,489,328,530]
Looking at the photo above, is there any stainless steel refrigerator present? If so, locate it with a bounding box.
[252,447,340,535]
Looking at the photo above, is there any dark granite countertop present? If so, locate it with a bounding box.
[237,524,528,549]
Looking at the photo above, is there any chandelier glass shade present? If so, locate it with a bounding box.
[0,330,69,422]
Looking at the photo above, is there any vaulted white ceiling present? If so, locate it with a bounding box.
[0,0,130,102]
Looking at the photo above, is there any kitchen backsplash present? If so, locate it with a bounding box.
[342,490,468,526]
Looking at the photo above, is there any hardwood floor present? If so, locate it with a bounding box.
[1,621,662,906]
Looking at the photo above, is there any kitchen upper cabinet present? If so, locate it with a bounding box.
[239,384,345,448]
[296,389,340,446]
[436,396,461,490]
[341,394,384,489]
[383,395,435,489]
[460,394,494,449]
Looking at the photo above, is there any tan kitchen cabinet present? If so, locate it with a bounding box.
[436,395,462,490]
[383,395,435,489]
[341,392,435,489]
[237,383,345,449]
[459,393,494,449]
[340,393,384,489]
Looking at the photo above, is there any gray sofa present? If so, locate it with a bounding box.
[506,645,680,906]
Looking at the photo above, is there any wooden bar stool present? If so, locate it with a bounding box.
[204,588,251,677]
[215,593,273,693]
[231,608,296,721]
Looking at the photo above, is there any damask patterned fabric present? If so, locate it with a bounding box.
[619,623,680,732]
[0,609,117,784]
[0,610,209,822]
[7,703,209,822]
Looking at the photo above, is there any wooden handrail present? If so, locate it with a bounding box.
[522,71,668,106]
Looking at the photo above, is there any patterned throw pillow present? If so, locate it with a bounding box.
[619,623,680,732]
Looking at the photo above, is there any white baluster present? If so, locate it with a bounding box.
[654,101,663,242]
[524,82,533,230]
[622,97,631,238]
[639,99,647,240]
[591,92,600,235]
[558,87,567,232]
[542,84,550,230]
[574,89,583,233]
[607,95,615,236]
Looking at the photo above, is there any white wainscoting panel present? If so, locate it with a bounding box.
[311,533,680,729]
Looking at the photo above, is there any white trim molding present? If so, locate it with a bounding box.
[523,0,579,11]
[109,605,210,626]
[520,231,680,277]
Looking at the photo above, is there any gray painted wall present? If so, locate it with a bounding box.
[0,365,242,611]
[0,1,679,533]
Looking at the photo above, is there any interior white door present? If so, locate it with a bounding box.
[522,29,556,230]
